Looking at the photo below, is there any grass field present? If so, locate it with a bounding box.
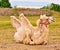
[0,11,60,50]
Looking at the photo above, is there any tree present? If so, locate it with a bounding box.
[0,0,11,8]
[41,3,60,12]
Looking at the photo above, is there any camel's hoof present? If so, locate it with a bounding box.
[43,42,47,45]
[43,41,47,45]
[29,41,34,45]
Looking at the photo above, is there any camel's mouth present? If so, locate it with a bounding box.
[48,17,55,23]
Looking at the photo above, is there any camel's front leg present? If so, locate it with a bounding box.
[43,36,48,45]
[23,35,34,45]
[23,33,31,44]
[43,30,49,45]
[23,28,34,45]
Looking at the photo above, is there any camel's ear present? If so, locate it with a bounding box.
[10,16,21,29]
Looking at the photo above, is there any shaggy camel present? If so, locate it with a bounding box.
[10,13,55,45]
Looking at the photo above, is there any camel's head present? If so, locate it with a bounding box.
[39,14,55,26]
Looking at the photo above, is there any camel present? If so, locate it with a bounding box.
[10,13,55,45]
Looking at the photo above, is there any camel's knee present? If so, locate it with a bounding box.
[23,38,30,44]
[23,34,32,45]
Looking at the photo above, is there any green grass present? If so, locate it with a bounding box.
[0,11,60,44]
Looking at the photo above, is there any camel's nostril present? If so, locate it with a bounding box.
[51,18,55,22]
[49,17,55,22]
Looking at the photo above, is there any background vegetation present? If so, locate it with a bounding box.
[0,0,11,8]
[41,3,60,12]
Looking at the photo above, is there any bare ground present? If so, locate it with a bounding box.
[0,29,60,50]
[0,42,60,50]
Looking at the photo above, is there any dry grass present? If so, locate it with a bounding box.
[0,11,60,50]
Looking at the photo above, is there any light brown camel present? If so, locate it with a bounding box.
[10,13,55,45]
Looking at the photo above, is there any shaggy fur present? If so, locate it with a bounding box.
[10,13,55,45]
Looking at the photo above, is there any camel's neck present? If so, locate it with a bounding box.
[38,24,49,33]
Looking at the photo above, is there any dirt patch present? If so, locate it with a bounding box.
[0,43,60,50]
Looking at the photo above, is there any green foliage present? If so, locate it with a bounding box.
[41,3,60,12]
[0,0,11,8]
